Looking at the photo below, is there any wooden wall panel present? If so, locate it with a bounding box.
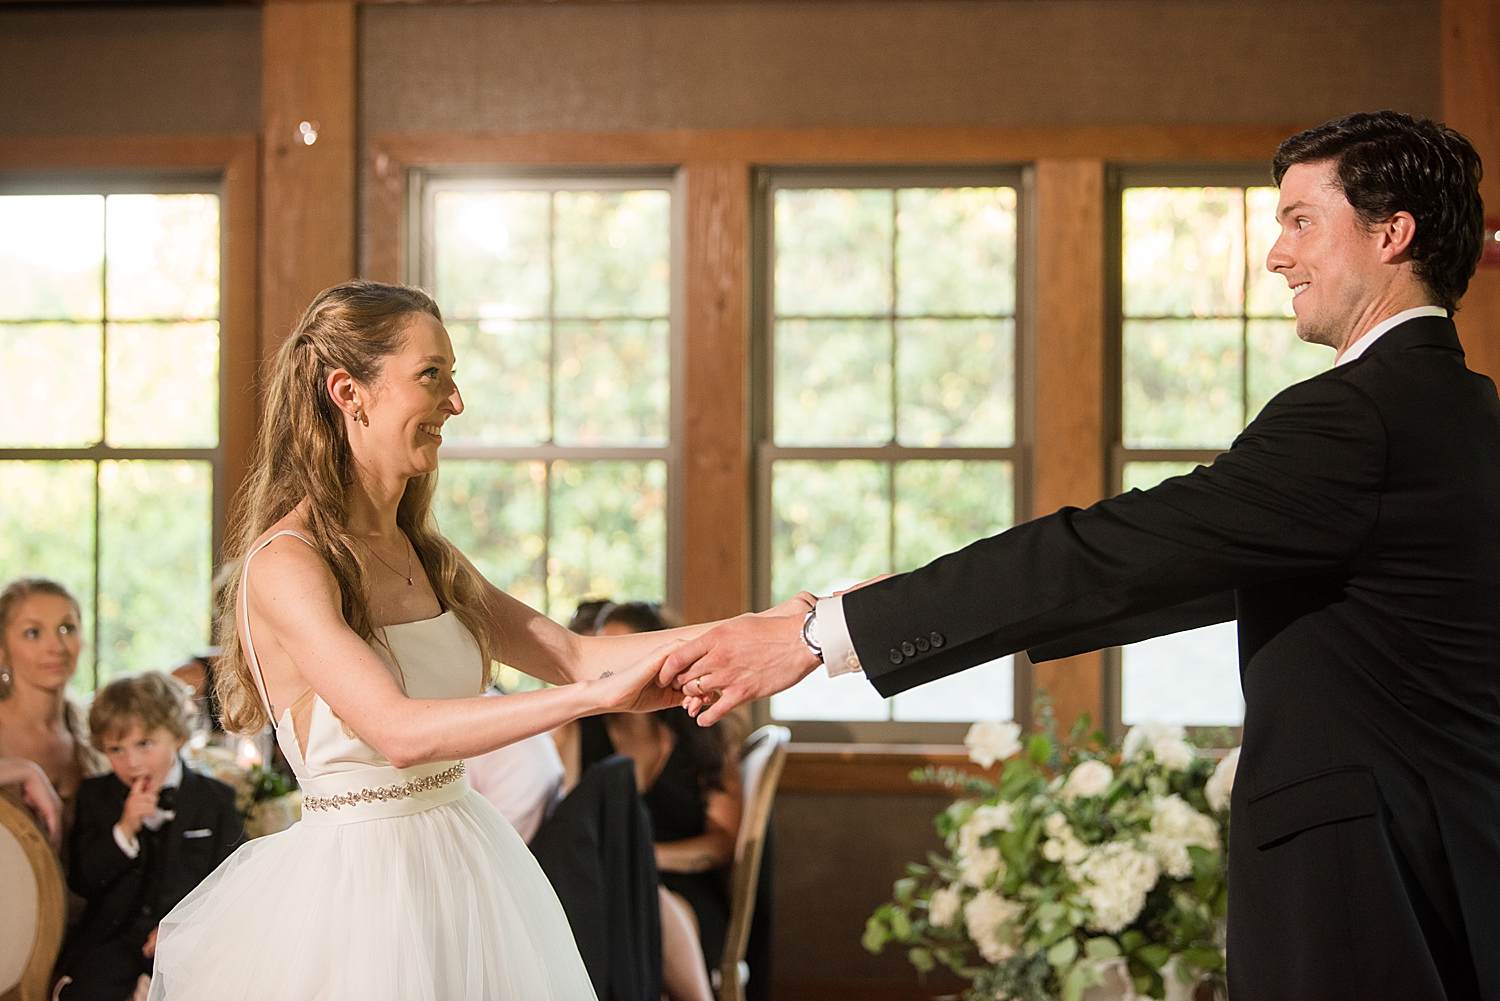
[1443,0,1500,381]
[681,162,752,622]
[261,0,356,355]
[1030,160,1107,735]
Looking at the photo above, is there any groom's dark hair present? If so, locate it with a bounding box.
[1273,110,1485,313]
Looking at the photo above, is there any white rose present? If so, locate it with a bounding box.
[962,890,1026,964]
[1042,838,1065,862]
[1123,721,1195,771]
[1061,760,1114,803]
[928,884,963,928]
[965,721,1023,768]
[1044,812,1070,837]
[1205,747,1240,813]
[960,845,1005,889]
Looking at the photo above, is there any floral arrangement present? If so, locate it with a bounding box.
[184,743,303,839]
[864,713,1239,1001]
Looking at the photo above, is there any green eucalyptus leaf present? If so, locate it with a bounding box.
[1085,937,1121,960]
[893,876,917,903]
[1037,901,1067,924]
[1135,943,1171,970]
[1187,845,1220,880]
[1181,947,1224,971]
[1028,735,1052,765]
[890,908,912,940]
[908,947,935,973]
[1047,937,1079,967]
[1061,957,1102,1001]
[862,914,890,954]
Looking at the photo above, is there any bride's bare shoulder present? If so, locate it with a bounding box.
[244,512,337,608]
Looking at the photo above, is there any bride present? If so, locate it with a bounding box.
[148,280,724,1000]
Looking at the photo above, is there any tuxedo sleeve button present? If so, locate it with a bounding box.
[901,641,916,657]
[930,631,945,648]
[889,649,904,665]
[914,636,930,652]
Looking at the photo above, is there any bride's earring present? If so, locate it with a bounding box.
[355,409,368,427]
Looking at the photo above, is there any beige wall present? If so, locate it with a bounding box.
[362,0,1439,134]
[0,6,261,138]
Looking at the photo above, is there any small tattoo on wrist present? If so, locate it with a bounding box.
[599,670,614,679]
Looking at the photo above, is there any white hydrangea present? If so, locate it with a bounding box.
[965,720,1023,768]
[1205,747,1240,813]
[1040,813,1088,865]
[956,802,1015,888]
[1144,794,1221,879]
[962,889,1026,964]
[928,884,963,928]
[1061,759,1114,803]
[1122,721,1196,771]
[1067,841,1160,933]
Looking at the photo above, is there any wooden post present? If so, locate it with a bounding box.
[260,0,357,357]
[1030,159,1107,735]
[1444,0,1500,380]
[681,162,752,622]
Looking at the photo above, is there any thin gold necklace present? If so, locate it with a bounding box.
[361,534,413,586]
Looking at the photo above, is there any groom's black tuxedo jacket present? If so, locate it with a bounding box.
[845,316,1500,1000]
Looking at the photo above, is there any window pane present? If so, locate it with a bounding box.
[433,460,547,611]
[548,460,666,621]
[895,187,1016,317]
[1123,187,1245,318]
[554,319,669,446]
[770,665,891,721]
[1122,621,1243,726]
[432,190,551,321]
[0,195,103,321]
[445,320,550,445]
[896,318,1014,446]
[554,190,670,319]
[1245,187,1295,319]
[771,460,889,604]
[105,322,219,448]
[773,319,892,445]
[893,460,1012,571]
[104,194,219,321]
[774,189,893,317]
[1247,318,1329,420]
[1123,318,1243,448]
[0,323,102,446]
[1121,461,1205,494]
[892,657,1013,722]
[97,460,211,685]
[0,461,96,690]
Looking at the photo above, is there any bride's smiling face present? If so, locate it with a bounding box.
[343,312,464,478]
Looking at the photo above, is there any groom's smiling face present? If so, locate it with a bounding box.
[1266,160,1389,353]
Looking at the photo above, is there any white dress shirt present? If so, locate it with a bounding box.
[816,304,1449,678]
[113,756,183,859]
[1335,304,1448,366]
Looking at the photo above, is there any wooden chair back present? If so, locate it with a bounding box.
[716,724,790,1001]
[0,791,66,1001]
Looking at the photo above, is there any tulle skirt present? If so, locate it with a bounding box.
[146,789,598,1001]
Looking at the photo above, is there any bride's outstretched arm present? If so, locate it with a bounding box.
[463,554,815,687]
[247,538,681,768]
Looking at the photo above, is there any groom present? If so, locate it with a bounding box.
[661,111,1500,999]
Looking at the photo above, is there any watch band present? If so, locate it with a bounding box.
[801,608,824,662]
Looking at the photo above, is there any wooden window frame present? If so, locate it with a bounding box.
[0,135,258,686]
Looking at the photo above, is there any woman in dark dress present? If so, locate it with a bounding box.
[582,603,742,980]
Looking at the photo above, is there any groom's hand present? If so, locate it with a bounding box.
[658,612,822,726]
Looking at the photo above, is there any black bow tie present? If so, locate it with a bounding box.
[156,787,178,814]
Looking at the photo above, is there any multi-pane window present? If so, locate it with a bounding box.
[418,175,676,623]
[760,174,1021,726]
[0,186,222,691]
[1116,176,1327,727]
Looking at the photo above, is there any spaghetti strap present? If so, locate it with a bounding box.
[239,529,315,724]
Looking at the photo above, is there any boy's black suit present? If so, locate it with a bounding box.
[58,764,242,1000]
[845,316,1500,999]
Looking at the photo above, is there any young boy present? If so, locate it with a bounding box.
[56,671,243,1001]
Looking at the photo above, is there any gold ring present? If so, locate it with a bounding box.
[690,678,703,697]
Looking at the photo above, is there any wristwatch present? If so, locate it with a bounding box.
[801,608,824,663]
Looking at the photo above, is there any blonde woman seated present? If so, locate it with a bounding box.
[145,281,785,1001]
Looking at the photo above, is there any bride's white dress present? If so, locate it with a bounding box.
[147,530,598,1001]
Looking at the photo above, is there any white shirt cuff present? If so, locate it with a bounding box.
[815,596,863,677]
[113,823,140,859]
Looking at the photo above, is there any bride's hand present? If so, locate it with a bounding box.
[758,591,819,618]
[587,643,686,714]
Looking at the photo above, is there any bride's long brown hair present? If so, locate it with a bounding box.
[214,280,494,734]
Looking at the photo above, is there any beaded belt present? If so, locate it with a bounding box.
[303,761,466,813]
[297,760,471,827]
